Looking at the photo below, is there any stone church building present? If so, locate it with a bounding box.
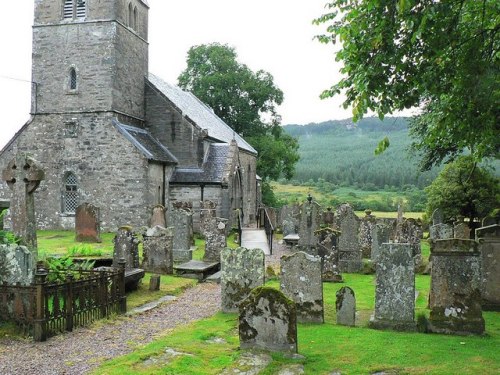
[0,0,259,231]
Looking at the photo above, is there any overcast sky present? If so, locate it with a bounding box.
[0,0,352,149]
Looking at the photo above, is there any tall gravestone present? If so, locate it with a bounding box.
[113,226,140,269]
[428,239,484,335]
[429,223,454,241]
[170,202,194,263]
[142,226,174,274]
[200,200,217,237]
[453,216,470,239]
[476,225,500,311]
[1,153,45,253]
[399,218,423,265]
[75,202,102,243]
[317,230,342,282]
[203,217,228,262]
[297,198,322,254]
[369,243,416,331]
[280,251,324,323]
[221,247,265,313]
[336,203,362,272]
[371,219,395,263]
[359,210,376,258]
[281,204,300,237]
[0,245,34,286]
[150,204,167,228]
[336,286,356,327]
[239,287,297,353]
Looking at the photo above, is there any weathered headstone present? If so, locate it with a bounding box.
[280,251,324,323]
[322,207,335,227]
[428,239,484,335]
[335,203,362,272]
[75,202,102,243]
[371,219,395,263]
[280,204,300,236]
[149,274,161,291]
[200,200,217,237]
[476,225,500,311]
[399,218,423,265]
[221,247,265,313]
[369,243,416,332]
[336,286,356,326]
[429,223,454,241]
[0,244,34,285]
[150,204,167,228]
[239,286,297,353]
[113,226,140,269]
[203,217,228,262]
[453,216,470,239]
[297,198,322,254]
[359,210,376,258]
[432,208,444,226]
[170,203,194,262]
[1,153,45,252]
[142,226,174,274]
[316,229,342,282]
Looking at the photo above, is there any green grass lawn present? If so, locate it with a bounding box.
[94,274,500,375]
[38,230,116,257]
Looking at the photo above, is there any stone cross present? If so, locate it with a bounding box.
[2,153,45,253]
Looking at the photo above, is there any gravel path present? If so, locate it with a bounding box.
[0,282,221,375]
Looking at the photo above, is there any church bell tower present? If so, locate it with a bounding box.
[31,0,149,121]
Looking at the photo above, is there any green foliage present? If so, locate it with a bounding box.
[284,117,441,191]
[314,0,500,169]
[177,43,300,189]
[425,156,500,224]
[67,244,103,257]
[0,211,19,245]
[41,256,95,283]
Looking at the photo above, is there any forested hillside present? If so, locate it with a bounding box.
[283,117,439,190]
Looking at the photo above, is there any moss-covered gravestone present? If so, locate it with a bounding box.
[0,244,34,286]
[280,251,324,323]
[336,286,356,326]
[221,247,265,313]
[369,243,416,332]
[239,287,297,353]
[428,239,484,335]
[335,203,362,272]
[142,226,174,274]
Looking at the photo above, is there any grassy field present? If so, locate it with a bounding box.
[38,230,116,257]
[94,274,500,375]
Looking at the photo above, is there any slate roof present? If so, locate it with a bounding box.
[147,74,257,155]
[170,143,229,185]
[113,120,178,164]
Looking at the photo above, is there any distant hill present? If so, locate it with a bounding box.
[282,117,439,190]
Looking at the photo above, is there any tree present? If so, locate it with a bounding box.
[178,43,300,203]
[425,156,499,226]
[314,0,499,170]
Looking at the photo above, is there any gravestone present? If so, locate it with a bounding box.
[142,226,174,274]
[322,207,335,228]
[429,223,454,241]
[75,203,102,243]
[399,218,423,265]
[149,274,161,291]
[280,204,300,236]
[371,220,395,263]
[280,251,324,323]
[428,239,484,335]
[239,286,297,353]
[476,225,500,311]
[1,153,45,252]
[150,204,167,228]
[432,208,444,226]
[335,203,362,272]
[369,243,416,332]
[336,286,356,326]
[297,198,322,254]
[359,210,376,258]
[0,200,9,230]
[200,200,217,237]
[453,217,470,239]
[221,247,265,313]
[0,244,34,285]
[203,217,228,262]
[316,230,342,282]
[170,203,194,262]
[113,226,140,269]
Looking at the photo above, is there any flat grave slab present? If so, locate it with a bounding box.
[174,260,220,281]
[283,234,299,246]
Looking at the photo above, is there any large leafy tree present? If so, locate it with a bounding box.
[178,43,300,201]
[425,156,499,226]
[314,0,499,170]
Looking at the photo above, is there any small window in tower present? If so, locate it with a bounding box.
[69,68,77,90]
[63,172,79,214]
[63,0,73,19]
[134,6,138,30]
[128,3,133,28]
[76,0,86,19]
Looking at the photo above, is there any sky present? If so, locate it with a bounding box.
[0,0,352,149]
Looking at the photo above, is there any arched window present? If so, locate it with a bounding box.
[133,6,138,30]
[69,67,77,90]
[128,3,133,28]
[63,173,79,214]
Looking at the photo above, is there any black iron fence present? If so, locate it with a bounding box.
[0,261,126,341]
